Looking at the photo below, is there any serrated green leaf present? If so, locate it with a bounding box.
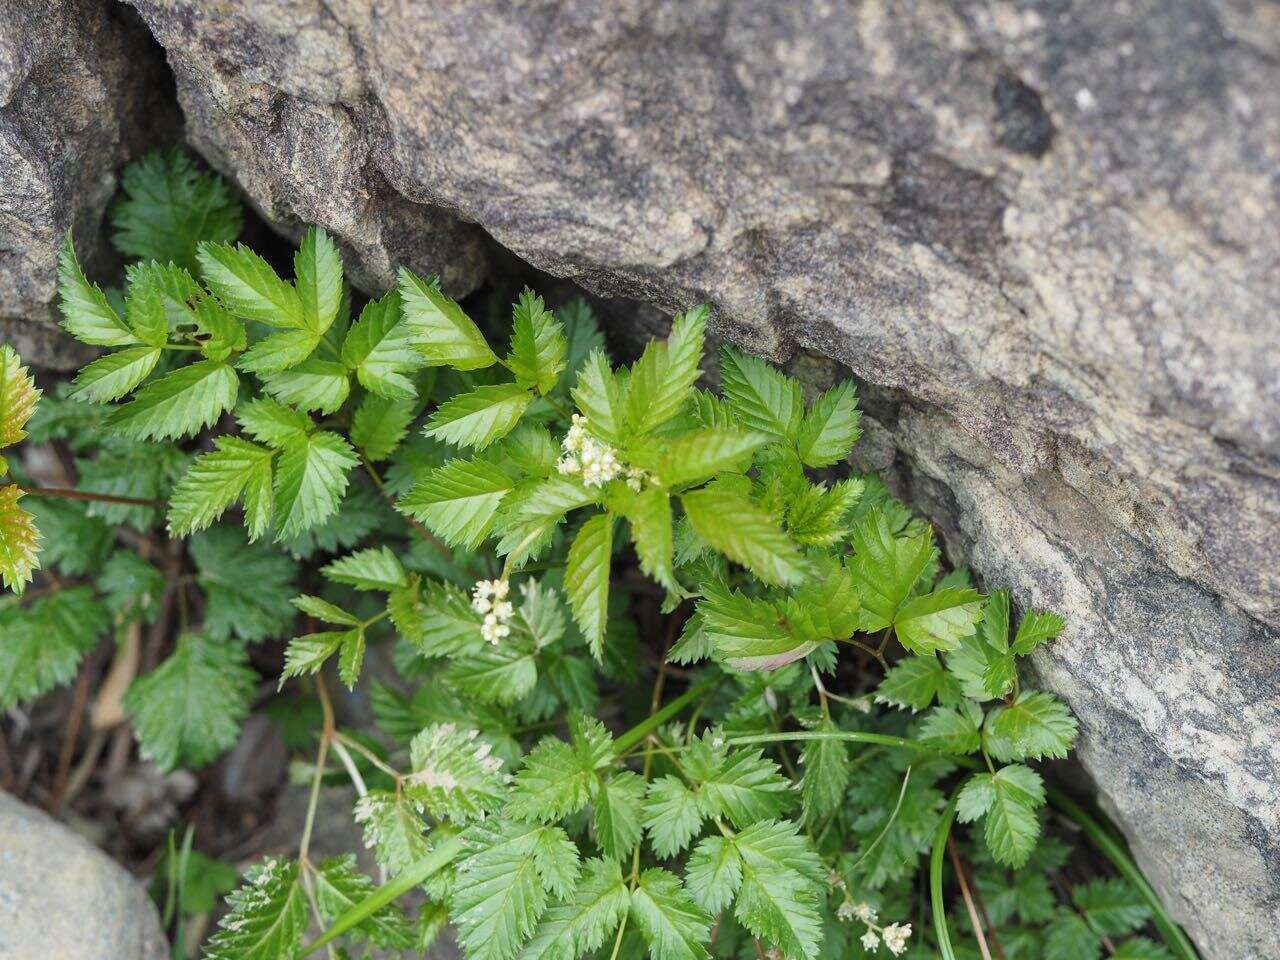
[1074,878,1151,936]
[203,858,307,960]
[1044,913,1102,960]
[682,487,805,587]
[894,586,984,655]
[399,268,498,370]
[191,527,297,642]
[698,588,810,672]
[509,716,612,823]
[341,291,423,399]
[391,577,484,656]
[58,237,137,347]
[683,736,793,828]
[594,771,645,861]
[167,436,275,540]
[918,702,983,754]
[351,392,415,461]
[848,509,933,630]
[259,358,351,414]
[731,821,824,960]
[719,346,803,440]
[629,869,711,960]
[107,359,238,440]
[280,628,354,682]
[507,289,566,394]
[494,477,596,568]
[401,458,514,549]
[516,858,629,960]
[405,723,508,823]
[70,346,162,403]
[237,328,321,374]
[197,241,306,328]
[236,398,312,447]
[1012,608,1066,656]
[192,293,246,362]
[272,430,357,540]
[636,427,768,488]
[425,382,533,450]
[124,281,168,348]
[447,642,538,705]
[125,260,202,331]
[800,719,849,822]
[625,485,674,590]
[354,789,432,875]
[109,149,242,272]
[293,227,342,335]
[876,654,960,711]
[454,821,552,960]
[0,345,40,449]
[644,776,706,859]
[625,305,706,434]
[985,690,1078,762]
[322,545,407,591]
[564,512,613,660]
[795,380,861,468]
[570,350,627,446]
[291,593,360,626]
[313,854,414,949]
[124,633,255,771]
[0,587,107,708]
[0,485,40,594]
[685,836,742,915]
[956,764,1045,867]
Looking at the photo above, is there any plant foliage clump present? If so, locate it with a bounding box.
[0,150,1186,960]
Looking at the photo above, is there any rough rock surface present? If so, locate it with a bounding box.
[0,1,175,368]
[0,791,168,960]
[14,0,1280,954]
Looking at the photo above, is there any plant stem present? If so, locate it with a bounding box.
[612,673,721,757]
[1048,789,1200,960]
[301,832,467,957]
[17,484,162,508]
[931,797,960,960]
[948,835,1000,960]
[720,730,982,765]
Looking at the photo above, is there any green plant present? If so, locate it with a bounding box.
[0,150,1197,960]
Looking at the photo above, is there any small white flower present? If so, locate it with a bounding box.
[491,580,510,600]
[492,600,514,621]
[472,595,492,614]
[882,922,911,956]
[837,900,856,922]
[852,902,877,923]
[556,455,579,475]
[860,928,880,951]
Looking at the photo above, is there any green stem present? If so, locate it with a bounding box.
[722,730,981,764]
[301,833,465,957]
[612,673,721,757]
[931,797,960,960]
[1048,789,1200,960]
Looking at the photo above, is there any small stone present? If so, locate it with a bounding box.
[0,791,167,959]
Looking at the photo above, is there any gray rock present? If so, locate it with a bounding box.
[28,0,1280,954]
[0,1,176,368]
[0,790,167,960]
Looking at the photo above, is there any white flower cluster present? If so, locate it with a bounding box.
[472,579,514,644]
[556,414,648,490]
[832,887,912,955]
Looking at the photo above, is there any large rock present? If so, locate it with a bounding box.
[0,1,175,368]
[0,791,168,959]
[56,0,1280,955]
